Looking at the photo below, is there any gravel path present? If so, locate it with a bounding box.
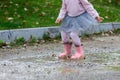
[0,35,120,80]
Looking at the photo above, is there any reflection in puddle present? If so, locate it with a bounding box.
[11,55,57,64]
[87,52,120,64]
[5,52,120,80]
[60,68,77,74]
[106,66,120,71]
[12,52,120,70]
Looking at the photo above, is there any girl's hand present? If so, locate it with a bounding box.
[95,16,104,23]
[55,18,62,24]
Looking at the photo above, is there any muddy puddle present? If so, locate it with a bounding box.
[0,35,120,80]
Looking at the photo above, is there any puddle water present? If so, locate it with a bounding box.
[0,52,120,80]
[11,54,58,64]
[0,35,120,80]
[11,52,120,70]
[106,66,120,71]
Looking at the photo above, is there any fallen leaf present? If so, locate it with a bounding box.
[4,11,9,15]
[36,22,39,25]
[7,17,13,21]
[24,8,28,11]
[39,12,46,16]
[34,7,39,12]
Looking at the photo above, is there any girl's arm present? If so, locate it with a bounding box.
[80,0,99,18]
[55,0,67,24]
[57,0,67,19]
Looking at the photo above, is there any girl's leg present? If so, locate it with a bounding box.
[70,32,85,59]
[58,31,72,59]
[69,32,81,46]
[61,31,70,43]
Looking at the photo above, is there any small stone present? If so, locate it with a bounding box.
[2,46,6,49]
[104,63,107,65]
[28,65,31,68]
[51,54,56,57]
[108,31,114,35]
[6,45,12,49]
[47,71,51,74]
[3,64,6,66]
[23,44,27,48]
[11,71,14,74]
[118,63,120,65]
[104,33,109,36]
[40,40,45,43]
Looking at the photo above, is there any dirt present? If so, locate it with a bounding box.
[0,35,120,80]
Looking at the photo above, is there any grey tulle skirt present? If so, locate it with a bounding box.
[60,12,98,33]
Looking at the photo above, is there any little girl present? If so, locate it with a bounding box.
[55,0,103,60]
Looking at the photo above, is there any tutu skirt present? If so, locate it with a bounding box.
[60,12,98,34]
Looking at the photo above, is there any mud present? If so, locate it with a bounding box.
[0,35,120,80]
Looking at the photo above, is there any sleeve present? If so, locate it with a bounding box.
[80,0,99,18]
[57,0,67,19]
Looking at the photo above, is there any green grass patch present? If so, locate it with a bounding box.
[0,39,7,47]
[113,29,120,34]
[14,37,26,46]
[0,39,4,45]
[0,0,120,30]
[27,36,37,46]
[0,0,61,30]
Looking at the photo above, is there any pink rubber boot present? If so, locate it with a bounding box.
[58,43,72,59]
[70,45,85,60]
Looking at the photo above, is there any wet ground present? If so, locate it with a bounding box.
[0,35,120,80]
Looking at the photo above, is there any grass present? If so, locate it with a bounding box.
[0,0,61,30]
[9,36,37,47]
[0,39,7,47]
[0,39,4,46]
[0,0,120,30]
